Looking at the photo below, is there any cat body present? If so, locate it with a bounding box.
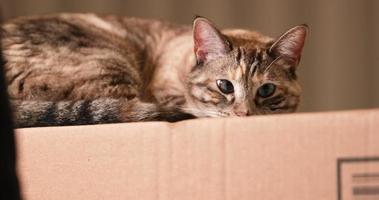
[1,13,307,127]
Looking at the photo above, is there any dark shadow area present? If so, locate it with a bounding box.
[0,21,21,199]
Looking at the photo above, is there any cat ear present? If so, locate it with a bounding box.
[193,17,231,64]
[269,24,308,67]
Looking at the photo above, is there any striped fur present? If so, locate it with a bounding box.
[12,99,194,128]
[1,14,307,127]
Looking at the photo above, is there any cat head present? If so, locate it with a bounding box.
[186,17,307,117]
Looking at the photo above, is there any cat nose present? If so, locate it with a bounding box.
[233,103,249,116]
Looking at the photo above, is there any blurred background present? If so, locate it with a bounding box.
[1,0,378,112]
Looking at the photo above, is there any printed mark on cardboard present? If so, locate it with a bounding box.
[338,157,379,200]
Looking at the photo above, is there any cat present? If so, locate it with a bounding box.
[1,13,308,128]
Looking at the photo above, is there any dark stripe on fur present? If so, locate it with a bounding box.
[12,99,124,127]
[12,98,195,128]
[38,102,56,126]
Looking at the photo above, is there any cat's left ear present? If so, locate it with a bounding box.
[193,16,231,64]
[269,24,308,67]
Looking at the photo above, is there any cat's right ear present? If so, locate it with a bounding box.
[269,24,308,67]
[193,17,231,64]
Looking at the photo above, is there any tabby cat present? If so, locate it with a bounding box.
[1,14,307,128]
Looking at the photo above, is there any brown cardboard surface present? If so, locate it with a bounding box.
[15,109,379,200]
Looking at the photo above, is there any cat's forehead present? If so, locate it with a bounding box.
[226,46,294,83]
[204,43,285,82]
[203,48,259,82]
[223,29,273,46]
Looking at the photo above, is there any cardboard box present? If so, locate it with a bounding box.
[15,109,379,200]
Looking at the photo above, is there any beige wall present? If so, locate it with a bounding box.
[1,0,378,112]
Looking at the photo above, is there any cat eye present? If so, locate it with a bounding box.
[216,79,234,94]
[257,83,276,98]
